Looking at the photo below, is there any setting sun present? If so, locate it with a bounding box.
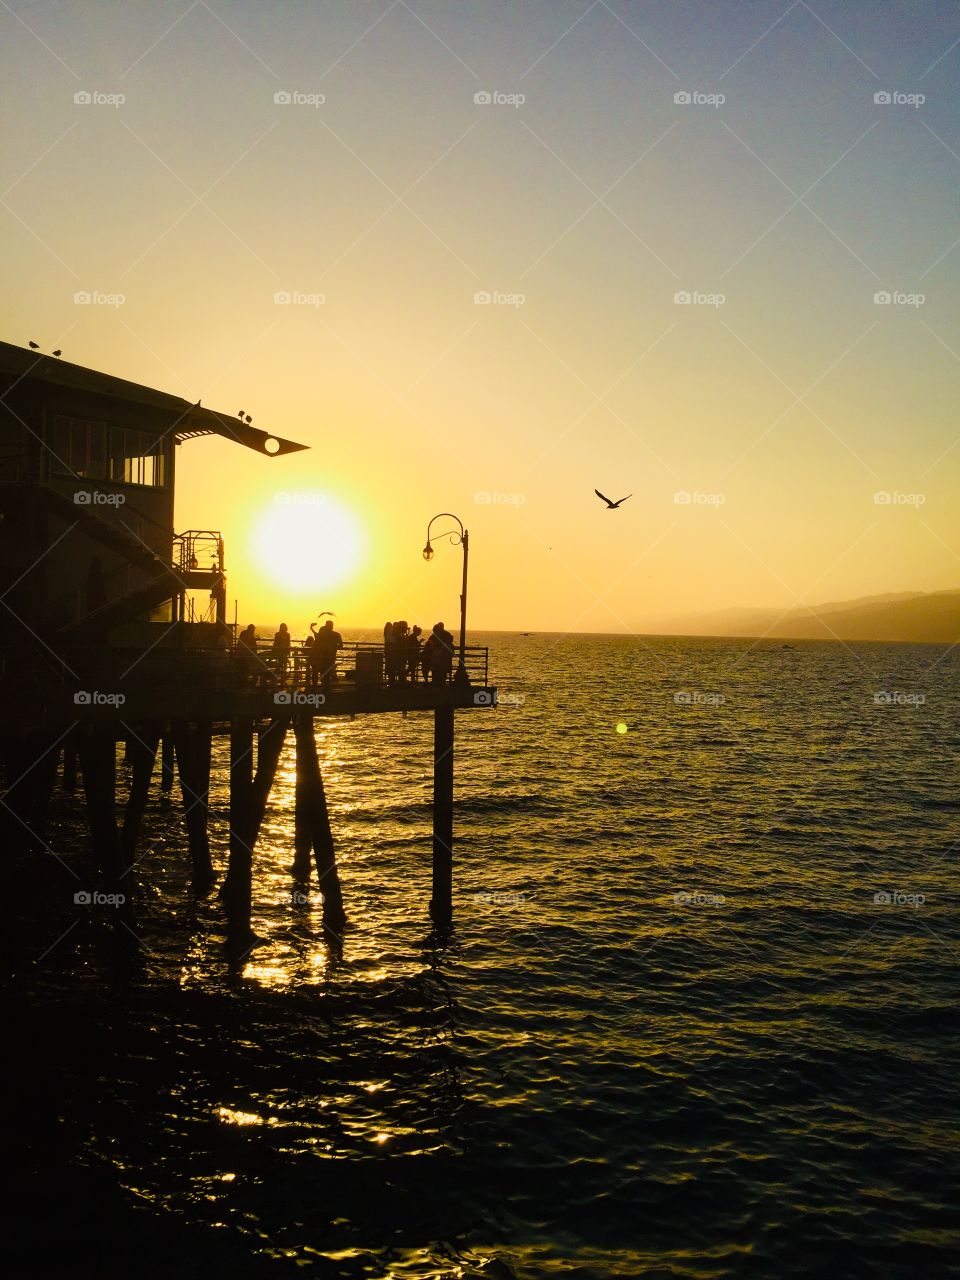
[249,494,365,596]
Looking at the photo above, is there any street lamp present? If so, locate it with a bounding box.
[422,512,469,684]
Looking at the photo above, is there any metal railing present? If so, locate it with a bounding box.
[240,639,489,690]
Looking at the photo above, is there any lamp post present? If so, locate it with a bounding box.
[422,512,469,685]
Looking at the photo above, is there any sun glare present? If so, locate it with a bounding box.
[250,494,365,594]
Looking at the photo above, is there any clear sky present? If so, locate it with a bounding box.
[3,1,959,632]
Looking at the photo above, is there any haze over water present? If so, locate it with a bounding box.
[13,634,959,1278]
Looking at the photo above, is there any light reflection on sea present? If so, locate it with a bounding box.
[8,633,960,1279]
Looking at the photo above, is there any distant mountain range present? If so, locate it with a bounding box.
[658,590,960,643]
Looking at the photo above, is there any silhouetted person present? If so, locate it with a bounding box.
[406,625,422,682]
[424,622,454,685]
[311,618,342,694]
[236,624,260,685]
[272,622,291,686]
[302,632,315,688]
[384,620,401,687]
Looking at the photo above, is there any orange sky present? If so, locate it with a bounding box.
[4,2,958,630]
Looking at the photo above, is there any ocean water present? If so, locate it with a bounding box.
[6,633,960,1278]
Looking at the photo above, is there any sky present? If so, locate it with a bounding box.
[3,0,959,633]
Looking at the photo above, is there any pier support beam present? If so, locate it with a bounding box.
[174,723,214,888]
[224,717,287,947]
[121,727,159,873]
[292,715,345,931]
[77,727,123,891]
[160,735,174,794]
[431,706,454,923]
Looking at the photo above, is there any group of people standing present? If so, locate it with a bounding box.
[384,620,455,685]
[235,618,455,690]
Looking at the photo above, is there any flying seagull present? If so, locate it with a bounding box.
[594,488,632,509]
[28,340,40,350]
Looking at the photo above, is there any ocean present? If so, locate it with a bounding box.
[6,633,960,1278]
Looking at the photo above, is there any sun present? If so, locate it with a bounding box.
[250,494,365,594]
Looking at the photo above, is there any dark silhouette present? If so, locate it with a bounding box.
[594,488,632,509]
[310,618,342,694]
[423,621,454,684]
[406,625,422,682]
[272,622,291,686]
[236,623,260,684]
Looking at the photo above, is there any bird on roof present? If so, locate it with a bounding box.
[244,414,252,425]
[28,341,40,350]
[594,488,632,509]
[52,349,62,358]
[238,410,244,418]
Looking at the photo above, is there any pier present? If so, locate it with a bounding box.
[0,342,495,954]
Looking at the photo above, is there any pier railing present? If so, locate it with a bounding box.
[253,639,489,690]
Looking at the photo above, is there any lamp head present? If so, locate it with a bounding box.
[422,542,434,561]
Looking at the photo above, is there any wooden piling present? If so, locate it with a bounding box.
[293,715,345,929]
[224,717,287,946]
[174,723,214,887]
[160,734,174,793]
[121,727,159,872]
[77,727,123,890]
[431,706,454,922]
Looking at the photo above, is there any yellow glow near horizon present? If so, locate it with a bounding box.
[249,495,365,596]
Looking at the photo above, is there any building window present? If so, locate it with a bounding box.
[49,416,168,488]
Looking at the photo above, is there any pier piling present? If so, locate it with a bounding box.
[292,715,345,930]
[431,707,454,922]
[174,723,214,887]
[121,727,159,871]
